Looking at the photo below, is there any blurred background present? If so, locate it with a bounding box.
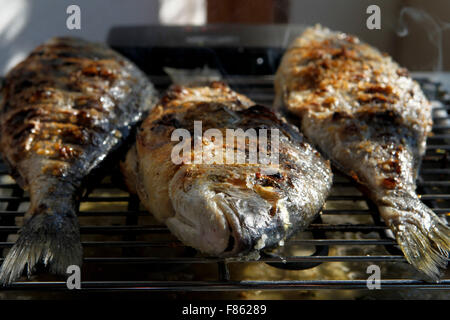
[0,0,449,74]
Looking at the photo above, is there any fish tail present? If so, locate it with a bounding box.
[378,196,450,281]
[0,202,82,285]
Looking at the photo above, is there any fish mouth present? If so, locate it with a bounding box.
[213,192,249,256]
[213,189,288,257]
[167,171,283,257]
[166,183,231,256]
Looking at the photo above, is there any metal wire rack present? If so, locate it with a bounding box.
[0,75,449,294]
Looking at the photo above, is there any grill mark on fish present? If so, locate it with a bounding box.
[31,122,91,144]
[0,37,157,285]
[275,25,450,281]
[121,82,332,258]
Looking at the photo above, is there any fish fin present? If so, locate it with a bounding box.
[0,212,82,285]
[379,204,450,282]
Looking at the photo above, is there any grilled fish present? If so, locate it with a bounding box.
[0,37,157,284]
[275,25,450,280]
[121,82,332,257]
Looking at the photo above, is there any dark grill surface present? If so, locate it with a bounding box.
[0,75,449,294]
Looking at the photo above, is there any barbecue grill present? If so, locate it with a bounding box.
[0,25,448,299]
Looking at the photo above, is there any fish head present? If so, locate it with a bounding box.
[167,164,305,257]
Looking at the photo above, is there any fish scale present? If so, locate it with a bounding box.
[275,25,450,281]
[0,37,157,285]
[121,82,333,258]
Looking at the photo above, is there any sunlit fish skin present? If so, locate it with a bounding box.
[121,82,332,257]
[275,25,450,281]
[0,37,157,285]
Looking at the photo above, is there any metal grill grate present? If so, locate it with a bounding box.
[0,75,449,293]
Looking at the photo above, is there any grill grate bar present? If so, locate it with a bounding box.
[1,179,446,190]
[421,168,450,174]
[0,239,399,248]
[0,224,393,233]
[3,280,450,291]
[0,208,447,217]
[0,255,415,264]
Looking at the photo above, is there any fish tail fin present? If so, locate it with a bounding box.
[0,206,82,286]
[379,198,450,282]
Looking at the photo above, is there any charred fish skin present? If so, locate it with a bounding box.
[275,25,449,281]
[121,82,332,257]
[0,37,157,285]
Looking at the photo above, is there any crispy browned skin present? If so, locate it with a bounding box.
[275,25,449,281]
[0,37,156,285]
[122,82,332,257]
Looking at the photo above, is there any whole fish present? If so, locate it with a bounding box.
[275,25,450,280]
[0,37,157,284]
[121,82,332,257]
